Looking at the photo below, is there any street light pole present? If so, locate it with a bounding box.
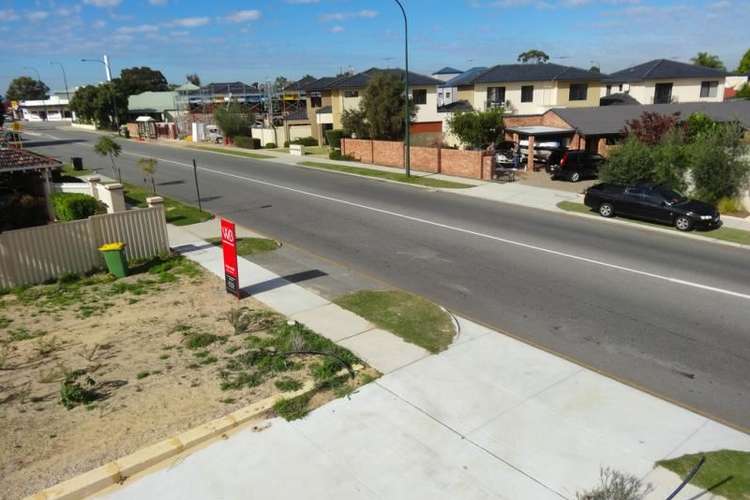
[23,66,48,121]
[50,61,71,119]
[82,56,119,129]
[393,0,410,177]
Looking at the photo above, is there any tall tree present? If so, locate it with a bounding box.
[517,50,550,64]
[213,103,254,139]
[690,52,726,70]
[186,73,201,87]
[69,81,127,129]
[358,71,417,140]
[589,65,601,73]
[737,48,750,73]
[119,67,169,96]
[273,76,288,93]
[6,76,49,101]
[94,136,123,181]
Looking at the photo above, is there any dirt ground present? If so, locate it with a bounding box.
[0,257,370,499]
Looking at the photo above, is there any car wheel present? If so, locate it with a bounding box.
[598,202,614,218]
[569,171,581,182]
[675,215,693,232]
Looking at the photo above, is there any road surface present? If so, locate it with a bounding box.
[20,123,750,429]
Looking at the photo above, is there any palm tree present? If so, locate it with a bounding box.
[93,136,122,182]
[137,158,158,194]
[690,52,726,70]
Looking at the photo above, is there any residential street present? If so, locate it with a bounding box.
[23,122,750,430]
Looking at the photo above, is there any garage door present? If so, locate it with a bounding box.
[410,121,442,134]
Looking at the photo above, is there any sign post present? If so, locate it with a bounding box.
[220,218,240,298]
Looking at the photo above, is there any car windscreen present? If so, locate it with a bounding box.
[654,187,686,204]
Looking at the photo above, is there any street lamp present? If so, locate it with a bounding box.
[50,61,71,120]
[22,65,48,121]
[393,0,410,177]
[81,56,119,128]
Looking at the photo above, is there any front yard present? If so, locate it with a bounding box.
[0,256,373,499]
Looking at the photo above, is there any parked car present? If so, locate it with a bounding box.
[546,150,604,182]
[494,141,517,168]
[584,183,721,231]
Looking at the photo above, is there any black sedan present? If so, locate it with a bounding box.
[584,183,721,231]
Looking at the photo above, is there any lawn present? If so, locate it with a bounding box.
[187,145,274,159]
[0,256,374,498]
[557,201,750,246]
[123,183,212,226]
[657,450,750,499]
[334,290,456,353]
[301,161,472,189]
[206,237,280,256]
[60,163,92,177]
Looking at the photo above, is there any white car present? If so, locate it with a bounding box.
[205,125,224,144]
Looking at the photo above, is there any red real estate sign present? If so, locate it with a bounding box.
[220,218,240,298]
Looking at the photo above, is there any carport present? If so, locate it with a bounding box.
[505,125,575,172]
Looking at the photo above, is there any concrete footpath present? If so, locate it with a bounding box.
[98,220,749,500]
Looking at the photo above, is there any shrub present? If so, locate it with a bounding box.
[283,140,290,148]
[329,150,356,161]
[448,108,505,149]
[51,193,99,221]
[264,142,277,149]
[325,129,346,149]
[688,123,750,204]
[234,136,254,149]
[291,136,319,147]
[576,467,652,500]
[214,104,253,139]
[716,197,747,214]
[60,369,98,409]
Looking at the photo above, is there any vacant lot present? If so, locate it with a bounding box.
[0,257,372,499]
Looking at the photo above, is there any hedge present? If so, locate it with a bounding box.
[51,193,99,221]
[325,129,346,149]
[235,136,261,149]
[265,142,277,149]
[291,136,319,147]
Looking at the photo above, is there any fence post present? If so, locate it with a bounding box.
[147,196,169,252]
[88,176,101,200]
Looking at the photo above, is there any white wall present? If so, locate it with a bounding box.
[473,82,557,115]
[412,86,441,123]
[288,124,312,141]
[726,75,749,90]
[624,78,725,104]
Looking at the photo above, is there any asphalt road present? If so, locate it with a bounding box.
[21,123,750,430]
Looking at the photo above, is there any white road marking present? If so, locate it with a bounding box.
[121,150,750,302]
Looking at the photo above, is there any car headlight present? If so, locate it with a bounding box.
[700,215,712,220]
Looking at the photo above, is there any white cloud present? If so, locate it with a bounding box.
[93,19,107,29]
[83,0,122,7]
[116,24,159,34]
[149,0,169,5]
[26,11,50,22]
[709,0,731,9]
[0,9,19,21]
[320,10,378,22]
[170,17,210,27]
[330,25,344,33]
[224,10,262,23]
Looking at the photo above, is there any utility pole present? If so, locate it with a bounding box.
[393,0,410,177]
[82,55,119,129]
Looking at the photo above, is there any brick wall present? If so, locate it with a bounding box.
[342,138,491,179]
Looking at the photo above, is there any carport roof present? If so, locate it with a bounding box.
[0,148,62,173]
[549,100,750,136]
[506,125,575,136]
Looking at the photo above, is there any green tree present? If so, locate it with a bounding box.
[119,67,169,96]
[690,52,726,70]
[737,48,750,73]
[688,123,750,204]
[138,158,158,193]
[358,71,416,140]
[274,76,289,93]
[69,82,127,129]
[684,113,719,141]
[213,103,254,139]
[736,83,750,99]
[186,73,201,86]
[517,50,550,64]
[94,136,122,181]
[341,108,369,139]
[447,108,505,150]
[6,76,49,101]
[589,65,601,73]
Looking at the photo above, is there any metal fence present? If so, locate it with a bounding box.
[0,205,168,288]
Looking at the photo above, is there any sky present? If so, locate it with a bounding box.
[1,0,748,93]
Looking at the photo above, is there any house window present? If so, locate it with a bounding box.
[344,90,359,98]
[310,96,322,108]
[445,92,451,99]
[569,83,588,101]
[606,85,612,96]
[486,86,506,107]
[412,89,427,105]
[521,85,534,103]
[654,83,673,104]
[700,80,718,98]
